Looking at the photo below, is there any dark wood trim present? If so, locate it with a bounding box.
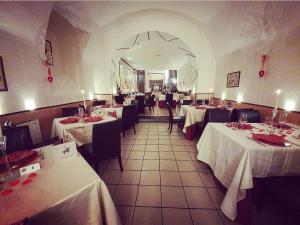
[0,100,92,117]
[147,31,150,40]
[168,37,179,42]
[120,58,136,70]
[132,33,140,47]
[178,47,195,57]
[156,31,166,41]
[213,97,300,114]
[94,93,113,95]
[116,47,130,50]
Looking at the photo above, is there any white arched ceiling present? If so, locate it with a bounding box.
[81,9,215,94]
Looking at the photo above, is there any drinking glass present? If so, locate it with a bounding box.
[239,114,247,131]
[78,107,84,118]
[279,112,288,130]
[0,136,13,180]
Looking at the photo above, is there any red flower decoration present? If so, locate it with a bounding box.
[9,179,20,187]
[28,173,38,178]
[1,189,13,196]
[22,178,32,186]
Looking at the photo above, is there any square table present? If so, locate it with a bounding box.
[197,123,300,220]
[51,115,116,146]
[0,145,121,225]
[93,106,123,119]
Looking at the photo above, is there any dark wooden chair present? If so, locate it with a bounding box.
[135,95,145,114]
[144,94,155,113]
[166,103,185,134]
[115,95,124,104]
[93,100,106,106]
[237,109,261,123]
[121,104,137,137]
[182,100,193,105]
[196,99,209,105]
[62,107,78,117]
[2,125,33,153]
[80,120,123,173]
[166,93,173,107]
[203,108,231,128]
[230,108,253,122]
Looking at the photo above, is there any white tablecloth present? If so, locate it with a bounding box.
[197,123,300,220]
[94,106,123,118]
[0,145,121,225]
[51,116,116,146]
[179,105,206,133]
[158,94,180,102]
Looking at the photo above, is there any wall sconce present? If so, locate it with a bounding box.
[284,100,296,111]
[221,93,226,100]
[89,93,94,100]
[237,94,243,103]
[25,99,36,110]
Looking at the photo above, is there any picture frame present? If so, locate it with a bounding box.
[0,56,8,91]
[45,40,54,65]
[226,71,240,88]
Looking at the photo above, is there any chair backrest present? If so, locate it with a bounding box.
[230,108,253,122]
[135,95,145,114]
[237,110,261,123]
[166,103,173,123]
[204,109,231,128]
[196,99,209,105]
[93,100,106,106]
[122,104,137,130]
[115,95,124,104]
[62,107,78,117]
[2,125,33,153]
[92,119,121,160]
[150,95,156,106]
[182,100,193,105]
[166,94,173,105]
[144,93,151,103]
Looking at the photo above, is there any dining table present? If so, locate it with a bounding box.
[93,105,123,119]
[0,143,121,225]
[51,115,116,146]
[196,122,300,221]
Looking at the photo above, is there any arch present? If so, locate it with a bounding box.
[83,9,216,94]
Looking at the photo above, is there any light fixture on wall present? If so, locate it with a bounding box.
[24,99,36,110]
[237,94,243,103]
[221,93,226,100]
[89,93,94,101]
[284,100,296,111]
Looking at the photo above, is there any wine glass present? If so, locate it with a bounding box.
[239,114,247,131]
[279,112,288,130]
[0,136,13,181]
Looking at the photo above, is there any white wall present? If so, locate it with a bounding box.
[214,18,300,111]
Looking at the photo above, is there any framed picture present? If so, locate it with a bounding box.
[45,40,54,65]
[0,56,8,91]
[226,71,240,88]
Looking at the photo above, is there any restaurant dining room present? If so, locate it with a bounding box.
[1,1,300,225]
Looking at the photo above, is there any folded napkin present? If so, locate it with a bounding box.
[226,122,253,130]
[273,123,291,130]
[84,116,103,123]
[0,150,38,169]
[252,133,286,146]
[108,111,117,118]
[59,117,80,124]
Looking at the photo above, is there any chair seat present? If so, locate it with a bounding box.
[173,116,185,122]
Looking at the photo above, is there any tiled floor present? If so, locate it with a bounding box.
[97,122,237,225]
[143,103,179,116]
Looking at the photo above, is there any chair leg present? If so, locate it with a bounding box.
[168,122,171,130]
[133,124,136,134]
[118,155,123,172]
[123,131,125,138]
[170,123,173,134]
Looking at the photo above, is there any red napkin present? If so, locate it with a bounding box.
[1,189,13,196]
[59,117,80,124]
[108,111,117,118]
[273,123,291,130]
[226,123,253,130]
[252,133,286,146]
[84,116,103,123]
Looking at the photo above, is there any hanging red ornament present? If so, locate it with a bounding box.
[258,54,269,78]
[47,76,53,83]
[41,59,53,83]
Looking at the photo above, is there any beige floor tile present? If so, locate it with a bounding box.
[136,135,148,140]
[186,146,197,152]
[163,208,193,225]
[174,151,192,160]
[159,151,175,160]
[160,160,178,171]
[125,160,143,170]
[147,135,159,140]
[177,161,197,171]
[171,140,185,145]
[147,139,159,144]
[118,171,141,185]
[207,188,224,209]
[172,145,187,151]
[199,172,218,187]
[161,171,182,186]
[132,207,162,225]
[170,135,184,140]
[142,160,160,170]
[121,144,133,151]
[113,185,138,206]
[140,171,160,185]
[116,206,134,225]
[161,186,188,208]
[132,144,146,151]
[193,161,211,172]
[101,170,122,184]
[159,135,170,140]
[184,187,215,209]
[144,151,159,159]
[159,139,171,144]
[184,140,196,146]
[121,150,130,159]
[159,145,173,151]
[191,209,223,225]
[107,184,117,196]
[180,172,205,187]
[145,144,159,151]
[134,139,147,145]
[128,151,144,160]
[136,185,161,207]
